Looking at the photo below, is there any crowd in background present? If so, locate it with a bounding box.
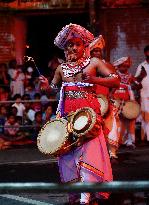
[0,58,59,149]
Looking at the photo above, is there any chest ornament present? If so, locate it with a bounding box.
[61,58,90,78]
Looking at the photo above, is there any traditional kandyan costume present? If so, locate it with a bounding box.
[54,24,113,204]
[89,35,120,159]
[112,57,136,147]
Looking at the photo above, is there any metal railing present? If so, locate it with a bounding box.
[0,99,57,104]
[0,181,149,194]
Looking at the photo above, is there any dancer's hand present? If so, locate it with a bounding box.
[39,75,49,90]
[82,73,96,83]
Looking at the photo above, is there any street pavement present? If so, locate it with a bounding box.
[0,143,149,204]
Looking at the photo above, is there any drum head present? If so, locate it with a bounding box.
[71,107,96,136]
[37,119,68,155]
[97,94,109,116]
[122,100,140,119]
[73,111,91,133]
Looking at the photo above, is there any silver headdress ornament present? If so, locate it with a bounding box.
[113,57,129,67]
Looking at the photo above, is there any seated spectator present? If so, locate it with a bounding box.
[12,94,25,118]
[32,111,43,141]
[0,106,11,149]
[22,93,31,101]
[43,104,56,122]
[40,90,49,106]
[16,116,23,125]
[25,83,36,100]
[0,87,10,102]
[32,93,42,112]
[4,114,20,141]
[0,105,7,134]
[34,77,41,93]
[10,106,18,117]
[24,102,35,123]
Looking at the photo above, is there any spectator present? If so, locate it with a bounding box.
[0,87,9,102]
[24,102,35,123]
[32,93,42,112]
[25,83,36,99]
[43,104,56,122]
[40,90,49,106]
[4,114,20,140]
[34,77,41,93]
[32,111,43,141]
[24,67,34,88]
[135,45,149,142]
[12,94,25,118]
[0,106,7,134]
[16,116,23,125]
[4,110,26,142]
[8,59,17,70]
[8,62,25,97]
[22,93,31,101]
[10,106,18,117]
[0,106,11,149]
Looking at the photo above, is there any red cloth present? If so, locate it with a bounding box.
[64,86,101,115]
[95,85,109,96]
[112,84,130,101]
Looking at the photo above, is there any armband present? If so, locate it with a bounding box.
[50,82,58,90]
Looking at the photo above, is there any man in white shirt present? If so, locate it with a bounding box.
[135,45,149,142]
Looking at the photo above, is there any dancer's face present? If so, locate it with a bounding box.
[118,57,132,73]
[65,38,85,62]
[90,47,102,59]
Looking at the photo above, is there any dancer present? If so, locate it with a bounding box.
[90,36,120,160]
[112,57,137,148]
[39,23,120,204]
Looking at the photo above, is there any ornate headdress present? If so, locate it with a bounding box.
[113,57,129,67]
[54,23,94,50]
[89,35,105,51]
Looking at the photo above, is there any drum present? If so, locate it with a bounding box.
[121,100,140,120]
[97,94,109,116]
[37,118,70,156]
[70,107,101,139]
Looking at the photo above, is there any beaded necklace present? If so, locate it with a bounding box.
[61,57,90,78]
